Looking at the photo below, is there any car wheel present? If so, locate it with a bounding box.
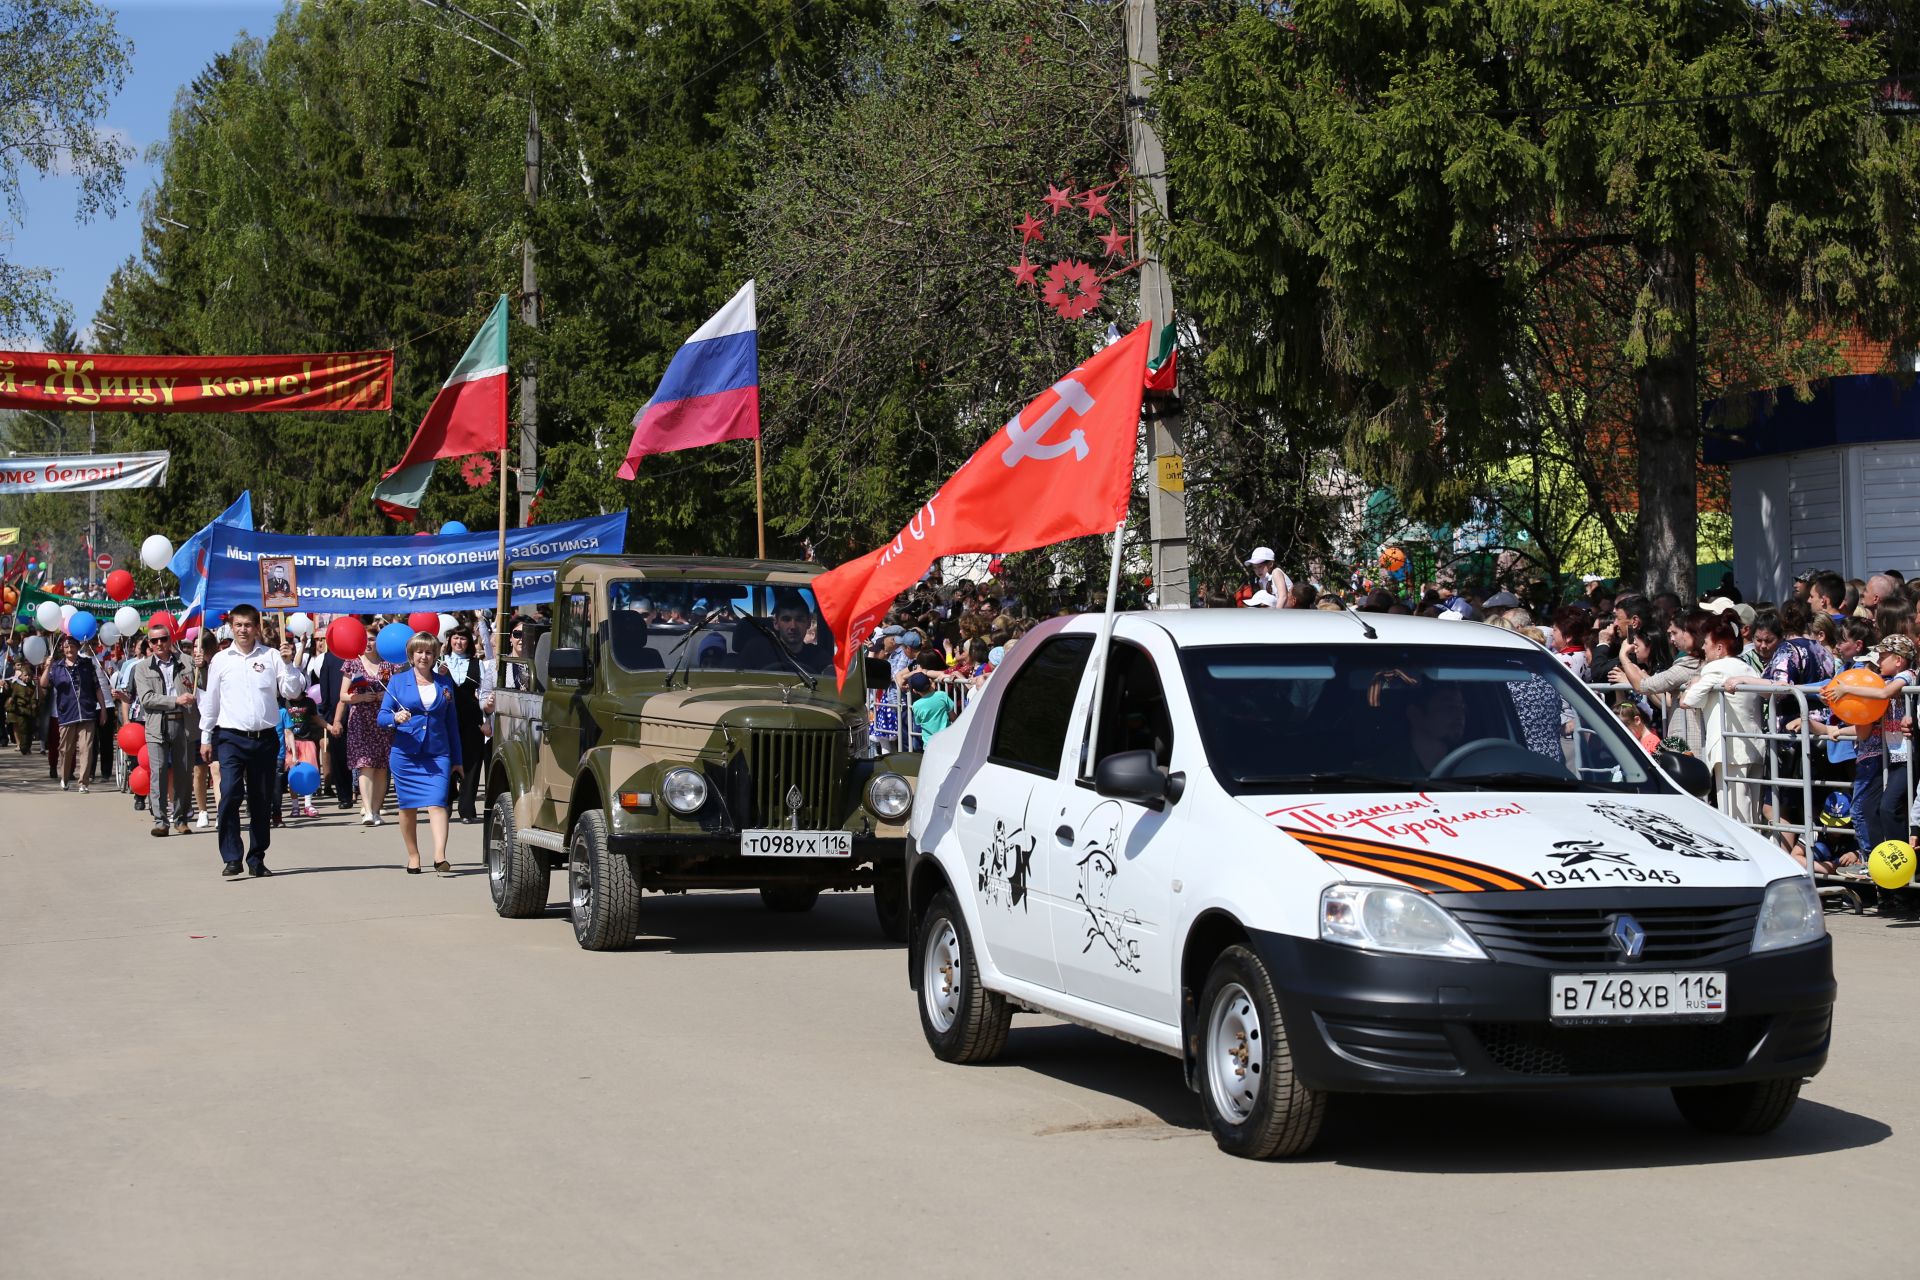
[569,810,639,950]
[872,876,909,943]
[915,890,1010,1063]
[487,791,549,918]
[1671,1077,1802,1135]
[1197,945,1325,1159]
[759,885,819,913]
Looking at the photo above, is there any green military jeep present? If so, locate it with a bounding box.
[484,555,918,950]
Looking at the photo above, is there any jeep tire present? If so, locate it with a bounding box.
[916,890,1010,1063]
[568,810,640,950]
[1196,945,1325,1159]
[760,885,819,913]
[487,792,549,919]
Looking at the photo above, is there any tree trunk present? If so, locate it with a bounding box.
[1633,243,1698,601]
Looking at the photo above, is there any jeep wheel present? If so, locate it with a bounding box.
[1672,1077,1802,1135]
[1197,945,1324,1159]
[487,792,549,918]
[568,810,640,950]
[872,877,909,942]
[760,885,819,913]
[916,890,1010,1063]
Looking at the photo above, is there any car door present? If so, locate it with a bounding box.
[1043,625,1184,1023]
[953,633,1094,992]
[538,586,594,815]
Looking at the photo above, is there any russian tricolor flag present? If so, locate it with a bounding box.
[617,281,759,478]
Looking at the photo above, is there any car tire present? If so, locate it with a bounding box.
[487,792,549,919]
[1671,1077,1802,1135]
[916,890,1010,1063]
[1196,945,1325,1159]
[569,810,639,950]
[872,876,909,942]
[759,885,820,913]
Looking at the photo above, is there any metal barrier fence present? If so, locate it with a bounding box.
[867,678,975,755]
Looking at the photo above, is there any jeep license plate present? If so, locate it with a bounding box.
[741,830,853,858]
[1549,972,1727,1023]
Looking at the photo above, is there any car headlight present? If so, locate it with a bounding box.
[1320,884,1488,961]
[867,771,912,820]
[660,767,708,816]
[1751,877,1826,953]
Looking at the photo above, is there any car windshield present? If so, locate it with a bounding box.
[604,579,835,679]
[1178,642,1665,794]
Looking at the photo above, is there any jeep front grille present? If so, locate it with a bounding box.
[745,729,842,829]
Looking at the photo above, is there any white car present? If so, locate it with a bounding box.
[904,611,1834,1158]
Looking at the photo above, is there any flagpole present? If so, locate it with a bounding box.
[492,444,510,690]
[753,436,767,559]
[1080,517,1128,781]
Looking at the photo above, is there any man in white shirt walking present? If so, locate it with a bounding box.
[200,603,307,877]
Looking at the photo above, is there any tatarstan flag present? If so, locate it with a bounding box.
[374,295,509,520]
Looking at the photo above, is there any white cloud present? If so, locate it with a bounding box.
[44,126,136,177]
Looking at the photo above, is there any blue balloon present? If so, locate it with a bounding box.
[67,611,98,642]
[288,762,322,795]
[376,621,414,664]
[439,520,468,536]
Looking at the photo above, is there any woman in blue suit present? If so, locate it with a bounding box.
[379,632,464,874]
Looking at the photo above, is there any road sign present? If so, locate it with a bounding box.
[95,554,112,571]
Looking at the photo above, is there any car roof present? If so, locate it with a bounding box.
[1036,608,1541,652]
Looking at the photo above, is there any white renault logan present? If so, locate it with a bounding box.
[904,611,1834,1158]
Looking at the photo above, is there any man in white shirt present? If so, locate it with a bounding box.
[199,603,307,877]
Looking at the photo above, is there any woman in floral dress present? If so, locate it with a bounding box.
[331,655,395,825]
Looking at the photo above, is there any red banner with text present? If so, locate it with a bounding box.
[0,350,393,413]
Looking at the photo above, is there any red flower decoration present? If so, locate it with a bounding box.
[1042,260,1102,320]
[460,455,495,489]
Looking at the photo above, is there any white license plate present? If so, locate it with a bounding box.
[1550,972,1727,1023]
[740,830,852,858]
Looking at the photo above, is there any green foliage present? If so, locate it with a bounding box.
[0,0,133,336]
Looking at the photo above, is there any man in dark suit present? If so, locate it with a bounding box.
[315,638,353,810]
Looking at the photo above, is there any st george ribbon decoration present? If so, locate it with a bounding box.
[0,451,171,494]
[0,349,392,413]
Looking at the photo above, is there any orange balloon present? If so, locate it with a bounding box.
[1379,546,1406,572]
[1826,666,1889,727]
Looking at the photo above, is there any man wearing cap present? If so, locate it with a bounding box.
[131,620,197,837]
[890,630,921,683]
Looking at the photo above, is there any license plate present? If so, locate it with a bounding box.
[1550,972,1727,1023]
[740,830,852,858]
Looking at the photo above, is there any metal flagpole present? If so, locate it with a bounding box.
[1080,517,1128,780]
[753,436,767,559]
[492,444,510,690]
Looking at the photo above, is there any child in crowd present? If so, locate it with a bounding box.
[278,694,329,821]
[1612,700,1662,754]
[906,671,956,743]
[1824,632,1916,852]
[7,659,39,755]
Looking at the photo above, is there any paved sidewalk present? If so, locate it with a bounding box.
[0,748,1911,1278]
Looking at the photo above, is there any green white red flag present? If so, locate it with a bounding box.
[374,296,509,520]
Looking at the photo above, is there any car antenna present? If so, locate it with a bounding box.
[1343,604,1378,640]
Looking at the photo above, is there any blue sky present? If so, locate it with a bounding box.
[10,0,284,341]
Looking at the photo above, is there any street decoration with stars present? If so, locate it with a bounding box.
[1008,173,1143,321]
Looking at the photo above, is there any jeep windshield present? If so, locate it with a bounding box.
[1178,643,1666,795]
[605,579,835,679]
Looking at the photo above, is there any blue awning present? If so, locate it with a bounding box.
[1703,373,1920,464]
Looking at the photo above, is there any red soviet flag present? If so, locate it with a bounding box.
[815,324,1152,689]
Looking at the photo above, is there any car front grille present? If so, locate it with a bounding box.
[744,728,842,829]
[1441,891,1763,967]
[1472,1019,1764,1077]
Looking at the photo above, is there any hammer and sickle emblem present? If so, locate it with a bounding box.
[1001,378,1095,467]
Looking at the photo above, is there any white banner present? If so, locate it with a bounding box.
[0,451,170,494]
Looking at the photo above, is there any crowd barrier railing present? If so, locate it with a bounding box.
[867,677,976,755]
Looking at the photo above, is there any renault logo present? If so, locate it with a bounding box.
[1608,913,1647,961]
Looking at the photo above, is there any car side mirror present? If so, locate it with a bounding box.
[548,645,591,685]
[1094,748,1184,808]
[1657,750,1711,799]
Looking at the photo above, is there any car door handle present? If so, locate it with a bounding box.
[1055,825,1074,845]
[529,718,545,735]
[960,795,977,813]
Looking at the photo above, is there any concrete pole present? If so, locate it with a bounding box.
[87,411,97,594]
[1125,0,1188,609]
[518,101,540,527]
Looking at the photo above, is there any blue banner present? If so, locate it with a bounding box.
[170,490,252,619]
[202,512,629,614]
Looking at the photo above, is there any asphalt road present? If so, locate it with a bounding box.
[1,747,1911,1279]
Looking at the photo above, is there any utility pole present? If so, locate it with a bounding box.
[1125,0,1188,609]
[518,101,540,527]
[87,411,97,595]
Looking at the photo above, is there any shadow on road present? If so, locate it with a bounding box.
[992,1021,1891,1168]
[490,888,901,954]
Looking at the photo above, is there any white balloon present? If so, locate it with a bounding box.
[140,534,175,570]
[285,612,314,636]
[22,636,48,665]
[98,623,120,645]
[437,613,458,635]
[34,600,62,631]
[114,605,141,633]
[59,603,77,623]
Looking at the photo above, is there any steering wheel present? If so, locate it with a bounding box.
[1429,736,1535,780]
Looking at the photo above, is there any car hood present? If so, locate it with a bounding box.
[1242,789,1791,891]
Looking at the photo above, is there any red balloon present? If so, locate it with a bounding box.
[147,610,179,639]
[327,616,368,660]
[128,765,151,796]
[104,569,135,601]
[117,722,145,754]
[406,611,439,635]
[136,742,151,768]
[44,584,62,596]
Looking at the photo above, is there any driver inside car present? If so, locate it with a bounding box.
[1368,672,1473,778]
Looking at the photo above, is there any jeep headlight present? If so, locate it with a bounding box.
[867,771,912,820]
[660,767,708,816]
[1320,884,1488,961]
[1751,877,1826,954]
